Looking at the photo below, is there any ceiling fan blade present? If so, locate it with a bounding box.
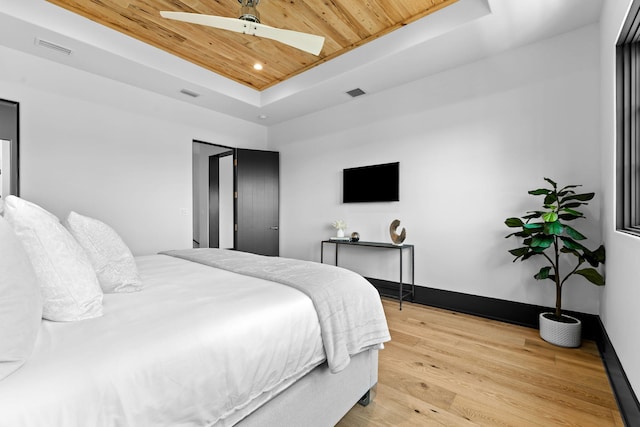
[160,11,324,56]
[160,12,246,34]
[251,23,324,56]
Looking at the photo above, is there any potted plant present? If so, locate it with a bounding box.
[504,178,605,347]
[332,220,347,238]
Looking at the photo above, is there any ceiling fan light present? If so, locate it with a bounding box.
[239,11,260,23]
[239,0,260,23]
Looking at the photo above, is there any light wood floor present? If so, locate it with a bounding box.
[337,298,624,427]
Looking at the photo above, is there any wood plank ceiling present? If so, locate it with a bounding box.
[45,0,458,91]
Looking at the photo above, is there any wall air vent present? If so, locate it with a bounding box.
[346,88,366,98]
[180,88,201,98]
[35,38,72,55]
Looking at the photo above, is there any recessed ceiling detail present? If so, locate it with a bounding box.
[35,38,72,55]
[180,88,201,98]
[44,0,458,91]
[346,88,366,98]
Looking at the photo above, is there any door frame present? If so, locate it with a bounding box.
[192,140,234,248]
[193,142,280,255]
[0,99,19,197]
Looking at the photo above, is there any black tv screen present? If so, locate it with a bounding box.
[343,162,399,203]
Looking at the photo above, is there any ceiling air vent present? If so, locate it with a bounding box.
[35,38,72,55]
[180,88,201,98]
[346,88,366,98]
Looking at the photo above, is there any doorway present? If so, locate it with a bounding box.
[0,139,10,199]
[192,141,234,249]
[0,99,19,198]
[208,151,234,249]
[192,142,280,256]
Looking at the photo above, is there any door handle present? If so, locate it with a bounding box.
[270,226,279,230]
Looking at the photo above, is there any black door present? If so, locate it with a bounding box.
[235,149,279,256]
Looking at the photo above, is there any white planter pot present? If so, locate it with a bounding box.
[539,313,582,348]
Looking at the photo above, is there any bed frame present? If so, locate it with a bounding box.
[237,348,379,426]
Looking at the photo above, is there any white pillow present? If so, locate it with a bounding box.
[64,211,142,293]
[3,196,103,321]
[0,215,42,380]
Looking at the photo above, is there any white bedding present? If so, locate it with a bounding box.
[162,249,391,373]
[0,255,326,426]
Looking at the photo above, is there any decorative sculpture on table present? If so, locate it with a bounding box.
[389,219,406,245]
[332,219,347,238]
[350,232,360,242]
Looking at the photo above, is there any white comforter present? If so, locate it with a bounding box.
[0,255,326,426]
[162,249,391,373]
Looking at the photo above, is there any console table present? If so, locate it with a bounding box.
[320,240,415,310]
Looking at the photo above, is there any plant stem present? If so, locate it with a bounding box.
[553,189,562,319]
[554,236,562,318]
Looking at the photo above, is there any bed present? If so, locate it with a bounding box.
[0,196,390,427]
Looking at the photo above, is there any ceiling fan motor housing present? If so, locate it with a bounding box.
[239,0,260,23]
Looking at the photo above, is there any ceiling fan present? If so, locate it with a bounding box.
[160,0,325,56]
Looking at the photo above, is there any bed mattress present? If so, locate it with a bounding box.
[0,254,326,426]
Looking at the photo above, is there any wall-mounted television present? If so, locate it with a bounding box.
[343,162,399,203]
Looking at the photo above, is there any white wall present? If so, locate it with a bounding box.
[0,44,267,255]
[600,0,640,397]
[219,155,234,249]
[270,24,603,314]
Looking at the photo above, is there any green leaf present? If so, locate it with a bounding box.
[560,247,581,257]
[562,202,585,209]
[544,177,557,188]
[542,212,558,223]
[593,245,606,263]
[584,245,606,267]
[561,207,583,217]
[544,221,564,235]
[524,222,544,230]
[521,228,535,236]
[505,231,529,239]
[560,237,586,251]
[558,184,581,193]
[564,225,587,240]
[529,188,550,196]
[574,268,605,286]
[523,212,542,220]
[532,235,554,248]
[509,247,529,258]
[505,217,524,228]
[562,192,595,203]
[522,251,543,260]
[558,213,582,221]
[534,266,552,280]
[544,194,557,205]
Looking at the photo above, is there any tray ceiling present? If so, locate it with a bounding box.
[45,0,458,91]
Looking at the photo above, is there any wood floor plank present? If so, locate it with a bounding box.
[336,298,625,427]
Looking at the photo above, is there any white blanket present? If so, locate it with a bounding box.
[161,249,391,373]
[0,255,326,426]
